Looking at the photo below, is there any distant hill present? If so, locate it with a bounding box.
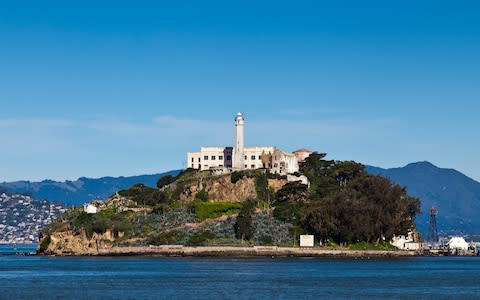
[0,170,181,206]
[366,162,480,236]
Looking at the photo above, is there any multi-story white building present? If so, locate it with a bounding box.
[187,113,308,175]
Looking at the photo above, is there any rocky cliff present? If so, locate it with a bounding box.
[177,174,287,202]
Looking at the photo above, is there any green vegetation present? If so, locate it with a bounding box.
[230,171,246,184]
[118,184,169,206]
[147,230,187,245]
[39,234,51,252]
[348,241,398,251]
[192,201,242,221]
[298,153,420,245]
[195,189,209,201]
[234,199,256,241]
[156,175,176,189]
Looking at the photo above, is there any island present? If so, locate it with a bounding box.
[38,152,421,257]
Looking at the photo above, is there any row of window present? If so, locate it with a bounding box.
[192,155,232,162]
[191,155,262,163]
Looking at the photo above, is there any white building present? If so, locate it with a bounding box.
[447,237,469,252]
[83,204,98,214]
[391,231,421,250]
[187,113,304,175]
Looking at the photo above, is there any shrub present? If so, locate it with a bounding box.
[118,184,169,206]
[195,189,209,201]
[147,230,187,245]
[187,231,216,246]
[234,199,256,241]
[231,171,246,184]
[39,235,51,252]
[192,201,242,221]
[156,175,176,189]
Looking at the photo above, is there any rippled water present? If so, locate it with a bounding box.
[1,245,479,299]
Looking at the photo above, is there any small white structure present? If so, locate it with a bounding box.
[391,231,420,250]
[447,237,469,252]
[300,235,314,247]
[287,174,310,187]
[404,242,421,250]
[83,203,97,214]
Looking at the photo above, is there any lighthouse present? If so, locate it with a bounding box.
[233,112,245,170]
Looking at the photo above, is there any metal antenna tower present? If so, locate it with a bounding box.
[428,207,439,243]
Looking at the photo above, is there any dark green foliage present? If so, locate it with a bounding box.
[275,182,308,203]
[73,211,94,229]
[118,184,169,206]
[348,241,398,251]
[234,199,256,241]
[195,189,209,201]
[156,175,176,189]
[231,171,246,184]
[266,172,287,180]
[147,230,187,245]
[187,231,216,246]
[305,174,420,244]
[39,235,51,252]
[192,201,241,221]
[151,204,169,215]
[273,182,308,225]
[254,171,275,203]
[70,209,135,238]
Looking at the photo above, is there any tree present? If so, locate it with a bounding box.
[305,174,420,244]
[234,199,256,241]
[156,175,176,189]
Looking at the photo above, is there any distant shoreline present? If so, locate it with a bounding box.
[85,246,419,258]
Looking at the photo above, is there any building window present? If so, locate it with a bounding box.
[274,163,278,168]
[191,164,194,168]
[244,164,247,168]
[191,158,194,162]
[211,156,216,160]
[219,155,223,160]
[245,155,247,160]
[226,155,231,160]
[251,155,255,160]
[204,156,208,160]
[219,164,223,167]
[251,164,255,169]
[198,158,201,162]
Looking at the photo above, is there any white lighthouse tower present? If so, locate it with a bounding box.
[233,112,245,170]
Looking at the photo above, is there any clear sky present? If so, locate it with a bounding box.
[1,0,479,182]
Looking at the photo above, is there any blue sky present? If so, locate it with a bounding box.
[1,0,479,182]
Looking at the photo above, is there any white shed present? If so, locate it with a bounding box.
[447,237,468,252]
[83,203,98,214]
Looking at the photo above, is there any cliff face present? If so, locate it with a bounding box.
[178,175,287,202]
[40,229,116,255]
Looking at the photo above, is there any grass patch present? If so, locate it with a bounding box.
[348,241,398,251]
[192,201,242,221]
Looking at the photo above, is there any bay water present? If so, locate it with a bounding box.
[1,244,479,299]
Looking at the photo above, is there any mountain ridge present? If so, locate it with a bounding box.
[366,161,480,235]
[1,170,181,206]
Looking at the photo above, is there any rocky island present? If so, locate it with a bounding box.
[38,152,421,257]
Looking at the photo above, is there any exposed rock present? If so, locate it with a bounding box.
[178,175,289,202]
[179,175,257,202]
[268,179,288,192]
[41,228,116,255]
